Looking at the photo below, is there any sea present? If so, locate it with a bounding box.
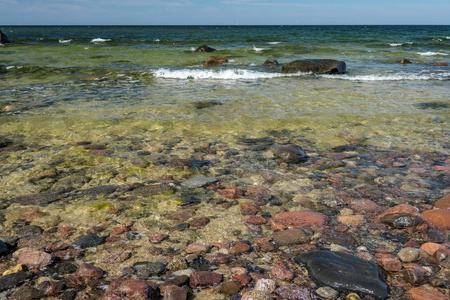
[0,25,449,160]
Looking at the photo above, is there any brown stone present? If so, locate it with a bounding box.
[103,252,131,264]
[185,243,212,254]
[76,263,104,279]
[189,217,210,228]
[405,287,449,300]
[149,233,170,244]
[190,271,222,288]
[58,225,77,239]
[402,264,427,285]
[434,194,450,209]
[216,188,244,199]
[349,199,382,213]
[101,278,157,300]
[269,211,328,231]
[271,261,294,281]
[233,274,252,286]
[422,209,450,230]
[377,204,421,219]
[163,284,187,300]
[434,62,448,66]
[39,280,65,296]
[112,226,130,235]
[204,56,228,67]
[231,243,251,254]
[219,281,241,294]
[245,216,268,225]
[419,242,444,256]
[398,58,412,64]
[167,209,195,222]
[240,203,260,215]
[336,214,365,226]
[377,256,402,272]
[17,251,54,269]
[271,228,310,246]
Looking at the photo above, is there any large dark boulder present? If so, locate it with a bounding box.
[282,59,346,74]
[0,30,10,43]
[195,45,216,52]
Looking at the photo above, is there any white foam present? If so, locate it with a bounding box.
[267,42,281,44]
[153,68,306,80]
[90,38,111,43]
[389,43,402,46]
[154,39,160,42]
[59,39,72,44]
[321,73,449,81]
[417,51,448,56]
[252,45,265,52]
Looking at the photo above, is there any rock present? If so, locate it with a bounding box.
[275,285,314,300]
[0,30,10,43]
[336,214,365,226]
[272,144,309,164]
[434,194,450,209]
[434,62,448,66]
[397,247,422,263]
[281,59,346,74]
[271,228,310,246]
[17,251,54,268]
[316,286,340,299]
[0,271,32,292]
[163,284,187,300]
[379,213,423,228]
[295,250,389,299]
[180,176,218,189]
[405,287,449,300]
[195,45,216,52]
[189,271,222,288]
[245,216,268,225]
[419,242,444,256]
[242,290,274,300]
[421,209,450,229]
[240,202,260,215]
[101,278,158,300]
[263,59,280,68]
[0,65,7,73]
[189,216,210,228]
[204,56,228,66]
[0,240,8,256]
[76,263,104,279]
[271,261,294,281]
[149,233,169,244]
[10,192,66,206]
[219,281,241,294]
[377,256,402,272]
[132,183,173,196]
[39,280,65,296]
[185,243,212,254]
[398,58,412,64]
[270,211,328,231]
[16,225,44,237]
[167,256,189,271]
[133,261,166,279]
[230,242,251,254]
[402,264,427,285]
[9,285,43,300]
[254,278,276,293]
[71,234,104,249]
[378,203,421,218]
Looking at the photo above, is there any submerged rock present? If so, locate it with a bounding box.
[204,56,228,66]
[263,59,280,68]
[195,44,216,52]
[273,144,309,164]
[295,250,389,299]
[71,234,105,249]
[180,176,218,189]
[281,59,346,74]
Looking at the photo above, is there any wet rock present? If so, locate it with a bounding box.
[240,202,260,215]
[185,243,212,254]
[434,62,448,66]
[272,228,310,246]
[132,183,173,196]
[76,263,104,279]
[9,285,43,300]
[219,281,241,294]
[0,236,19,248]
[231,242,251,254]
[274,285,314,300]
[189,216,210,228]
[316,286,340,299]
[398,58,412,64]
[242,290,274,300]
[189,271,222,288]
[271,261,294,281]
[71,234,104,249]
[17,251,54,269]
[149,233,170,244]
[402,264,427,285]
[180,176,218,189]
[295,250,389,299]
[39,280,65,296]
[245,216,268,225]
[282,59,346,74]
[103,251,131,264]
[254,278,276,293]
[58,262,78,274]
[377,256,402,272]
[204,56,228,66]
[16,225,44,237]
[9,192,66,205]
[378,203,421,219]
[379,213,423,228]
[101,278,158,300]
[0,240,8,256]
[270,211,327,231]
[195,45,216,52]
[397,247,422,263]
[263,59,280,68]
[405,287,449,300]
[0,271,33,291]
[163,284,187,300]
[421,209,450,230]
[81,185,118,198]
[133,261,166,279]
[272,144,309,164]
[167,256,189,271]
[434,194,450,209]
[419,242,443,256]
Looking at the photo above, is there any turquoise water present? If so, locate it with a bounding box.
[0,25,449,151]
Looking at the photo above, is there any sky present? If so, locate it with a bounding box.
[1,0,449,25]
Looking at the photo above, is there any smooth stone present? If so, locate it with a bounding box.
[295,250,389,299]
[189,271,222,288]
[270,211,328,230]
[163,284,187,300]
[101,278,158,300]
[281,59,346,74]
[0,271,33,291]
[397,247,422,263]
[406,287,449,300]
[0,236,19,248]
[180,176,218,189]
[434,194,450,209]
[17,250,54,269]
[379,213,423,228]
[272,144,309,164]
[316,286,340,299]
[271,228,310,246]
[133,261,166,279]
[254,278,276,293]
[0,241,7,256]
[274,285,314,300]
[71,234,104,249]
[76,263,104,279]
[421,209,450,230]
[241,290,274,300]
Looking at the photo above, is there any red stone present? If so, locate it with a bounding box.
[434,62,448,66]
[17,251,54,269]
[422,209,450,230]
[58,225,77,239]
[163,284,187,300]
[434,194,450,209]
[271,261,294,281]
[76,263,104,279]
[112,226,130,235]
[245,216,268,225]
[377,204,421,219]
[190,271,222,288]
[204,56,228,67]
[149,233,170,244]
[240,203,260,215]
[377,257,402,272]
[230,243,251,254]
[406,287,449,300]
[232,274,252,286]
[185,243,212,254]
[40,280,65,296]
[189,217,210,228]
[269,211,328,231]
[420,242,444,256]
[101,278,157,300]
[216,188,244,199]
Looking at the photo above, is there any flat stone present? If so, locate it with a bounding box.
[419,242,444,256]
[336,214,365,226]
[272,144,309,164]
[379,213,423,228]
[76,263,104,279]
[254,278,276,293]
[275,285,314,300]
[231,242,251,254]
[190,271,222,288]
[377,204,421,219]
[270,211,327,231]
[272,228,310,246]
[218,281,241,295]
[405,287,449,300]
[377,256,402,272]
[185,243,212,254]
[397,247,422,263]
[163,284,187,300]
[242,290,274,300]
[281,59,346,74]
[271,261,294,281]
[295,250,389,299]
[101,278,158,300]
[0,271,32,292]
[133,261,166,279]
[17,250,54,268]
[180,176,218,189]
[434,194,450,209]
[316,286,339,300]
[421,209,450,230]
[402,264,427,285]
[71,234,104,249]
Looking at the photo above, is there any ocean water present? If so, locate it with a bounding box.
[0,25,449,152]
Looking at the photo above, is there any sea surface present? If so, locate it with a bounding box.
[0,25,449,196]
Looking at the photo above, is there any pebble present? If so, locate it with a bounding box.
[71,234,104,249]
[272,228,310,246]
[421,209,450,230]
[180,176,218,188]
[245,216,268,225]
[271,261,294,281]
[269,211,328,230]
[397,247,422,263]
[219,281,241,294]
[101,278,158,300]
[405,287,449,300]
[0,240,8,256]
[434,194,450,209]
[377,256,402,272]
[189,271,223,288]
[240,202,261,215]
[316,286,340,299]
[272,144,309,164]
[254,278,276,293]
[163,284,187,300]
[230,242,251,254]
[275,285,314,300]
[186,243,212,254]
[17,251,54,269]
[0,271,32,292]
[420,242,444,256]
[241,290,274,300]
[402,263,427,285]
[103,251,131,264]
[76,263,104,279]
[133,261,166,279]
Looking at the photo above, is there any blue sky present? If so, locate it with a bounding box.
[1,0,449,25]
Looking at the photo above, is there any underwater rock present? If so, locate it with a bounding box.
[180,176,218,189]
[133,261,166,279]
[282,59,346,74]
[295,250,389,299]
[195,44,216,52]
[0,271,33,291]
[101,278,158,300]
[71,234,105,249]
[204,56,228,66]
[272,144,309,164]
[398,58,412,64]
[263,59,280,68]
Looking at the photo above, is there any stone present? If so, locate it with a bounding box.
[271,261,294,281]
[189,271,222,288]
[71,234,104,249]
[263,59,280,68]
[281,59,346,74]
[219,281,241,294]
[434,194,450,209]
[133,261,166,279]
[421,209,450,230]
[39,280,65,296]
[167,255,189,271]
[195,45,216,52]
[377,256,402,272]
[241,290,274,300]
[17,251,54,269]
[180,176,218,189]
[0,240,7,256]
[379,213,423,228]
[149,233,170,244]
[0,271,32,291]
[398,58,412,64]
[204,56,228,67]
[163,284,187,300]
[103,251,131,264]
[402,264,427,285]
[419,242,444,256]
[101,278,158,300]
[405,287,449,300]
[275,285,314,300]
[240,202,260,215]
[316,286,340,299]
[336,214,365,226]
[76,263,104,279]
[254,278,276,293]
[185,243,212,254]
[397,247,422,263]
[270,211,328,231]
[295,250,389,299]
[9,285,43,300]
[378,204,421,219]
[434,62,448,66]
[231,242,251,254]
[189,217,210,228]
[245,216,268,225]
[273,144,309,164]
[272,228,310,246]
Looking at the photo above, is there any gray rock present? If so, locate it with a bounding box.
[295,250,389,299]
[397,247,422,263]
[181,177,218,189]
[316,286,339,299]
[273,144,309,164]
[282,59,346,74]
[272,228,310,246]
[0,236,19,248]
[0,241,7,256]
[133,261,166,279]
[380,213,423,228]
[16,225,44,237]
[0,271,32,291]
[195,45,216,52]
[263,59,280,68]
[71,234,104,249]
